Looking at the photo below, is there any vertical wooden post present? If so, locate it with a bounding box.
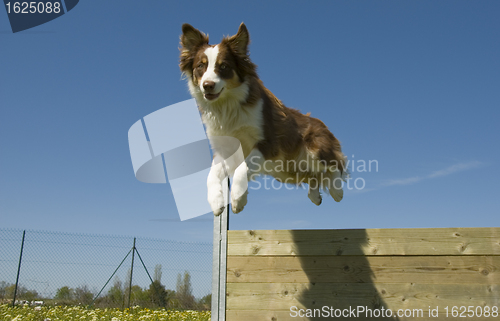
[211,177,229,321]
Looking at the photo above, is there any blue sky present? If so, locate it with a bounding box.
[1,1,499,244]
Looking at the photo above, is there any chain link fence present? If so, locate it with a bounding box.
[0,229,212,310]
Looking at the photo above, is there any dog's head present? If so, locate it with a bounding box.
[179,23,257,103]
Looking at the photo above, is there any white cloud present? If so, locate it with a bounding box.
[374,161,483,190]
[349,187,378,194]
[427,161,483,179]
[381,176,423,187]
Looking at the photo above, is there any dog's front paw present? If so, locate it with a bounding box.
[208,191,225,216]
[213,206,225,216]
[231,190,248,214]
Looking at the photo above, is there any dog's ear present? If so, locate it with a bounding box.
[226,23,250,55]
[180,24,209,51]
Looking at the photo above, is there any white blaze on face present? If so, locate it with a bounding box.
[200,45,224,93]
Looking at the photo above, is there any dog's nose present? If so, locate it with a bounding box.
[203,81,215,91]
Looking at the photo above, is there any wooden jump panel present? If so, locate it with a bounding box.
[226,227,500,321]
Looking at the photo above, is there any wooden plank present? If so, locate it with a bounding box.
[227,228,500,256]
[227,256,500,284]
[227,283,500,311]
[226,309,499,321]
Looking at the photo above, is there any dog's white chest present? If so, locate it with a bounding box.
[200,99,264,157]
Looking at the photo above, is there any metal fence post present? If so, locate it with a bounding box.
[211,177,229,321]
[12,230,26,307]
[127,237,136,309]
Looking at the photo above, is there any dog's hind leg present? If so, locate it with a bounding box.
[327,169,344,202]
[308,182,322,206]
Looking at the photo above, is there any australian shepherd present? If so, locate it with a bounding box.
[179,23,347,215]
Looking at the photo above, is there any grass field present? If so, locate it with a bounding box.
[0,304,211,321]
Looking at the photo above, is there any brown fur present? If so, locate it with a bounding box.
[180,23,346,182]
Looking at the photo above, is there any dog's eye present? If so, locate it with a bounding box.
[220,63,227,70]
[196,63,204,69]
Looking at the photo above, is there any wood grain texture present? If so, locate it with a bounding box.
[227,283,500,311]
[226,309,499,321]
[227,228,500,256]
[227,255,500,284]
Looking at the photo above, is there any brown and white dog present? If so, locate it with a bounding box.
[179,23,347,215]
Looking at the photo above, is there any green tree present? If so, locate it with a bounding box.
[176,271,195,309]
[22,289,39,301]
[6,284,39,302]
[55,286,74,301]
[74,285,93,305]
[4,284,16,300]
[148,280,170,308]
[107,276,124,305]
[198,294,211,310]
[153,264,162,283]
[129,285,149,307]
[0,281,10,300]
